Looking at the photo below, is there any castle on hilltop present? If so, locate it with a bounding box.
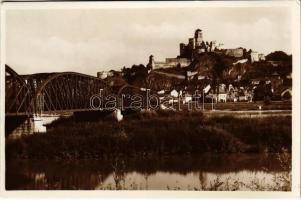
[179,29,216,59]
[146,28,265,70]
[147,29,217,70]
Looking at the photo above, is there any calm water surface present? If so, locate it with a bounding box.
[6,154,290,190]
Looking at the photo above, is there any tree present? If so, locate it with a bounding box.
[211,53,230,102]
[122,64,148,86]
[266,51,291,62]
[253,81,273,101]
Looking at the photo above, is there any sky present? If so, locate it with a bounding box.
[5,6,292,76]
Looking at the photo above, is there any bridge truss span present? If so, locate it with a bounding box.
[5,65,34,115]
[5,65,113,116]
[33,72,112,114]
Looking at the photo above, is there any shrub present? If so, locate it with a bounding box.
[6,112,291,159]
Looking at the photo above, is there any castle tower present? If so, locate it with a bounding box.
[179,43,186,57]
[194,29,203,47]
[188,38,195,49]
[147,55,155,70]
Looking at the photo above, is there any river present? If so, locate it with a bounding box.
[6,154,291,190]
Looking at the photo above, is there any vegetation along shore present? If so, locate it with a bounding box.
[6,110,291,160]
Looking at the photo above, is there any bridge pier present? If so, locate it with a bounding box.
[113,109,123,122]
[6,114,60,140]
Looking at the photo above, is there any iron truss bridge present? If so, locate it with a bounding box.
[5,65,133,116]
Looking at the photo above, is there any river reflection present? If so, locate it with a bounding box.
[6,154,290,190]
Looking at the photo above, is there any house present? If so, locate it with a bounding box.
[258,53,265,61]
[203,84,211,93]
[209,93,228,103]
[227,86,253,102]
[170,89,179,98]
[97,71,114,79]
[219,84,227,93]
[186,71,198,81]
[238,95,248,102]
[198,75,206,80]
[157,90,165,95]
[251,79,261,85]
[218,93,228,102]
[183,95,192,104]
[233,59,248,65]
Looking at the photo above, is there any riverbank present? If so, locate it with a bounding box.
[203,101,292,111]
[6,110,291,159]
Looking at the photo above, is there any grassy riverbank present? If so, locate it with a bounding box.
[6,111,291,159]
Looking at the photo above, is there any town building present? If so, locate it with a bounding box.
[147,55,191,70]
[258,53,266,61]
[250,51,265,63]
[97,71,114,79]
[186,70,198,81]
[225,48,244,58]
[233,59,248,65]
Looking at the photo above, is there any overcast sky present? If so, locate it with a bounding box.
[5,7,292,76]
